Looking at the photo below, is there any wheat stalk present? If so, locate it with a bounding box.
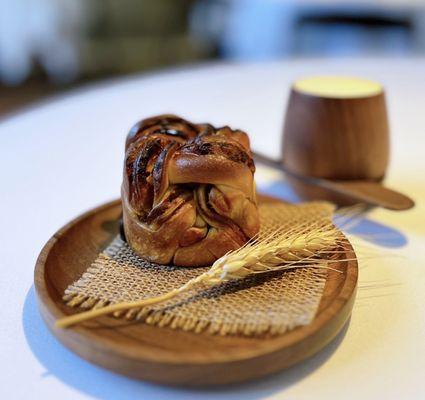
[56,223,343,329]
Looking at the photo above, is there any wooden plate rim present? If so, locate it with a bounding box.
[34,198,358,366]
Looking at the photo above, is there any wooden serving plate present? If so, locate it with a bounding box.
[34,195,358,386]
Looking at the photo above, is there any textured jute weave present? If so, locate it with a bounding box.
[63,202,335,336]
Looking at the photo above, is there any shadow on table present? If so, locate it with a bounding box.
[23,285,350,400]
[260,180,408,248]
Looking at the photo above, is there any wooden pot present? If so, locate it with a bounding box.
[282,76,390,204]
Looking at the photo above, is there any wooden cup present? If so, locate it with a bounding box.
[282,76,390,205]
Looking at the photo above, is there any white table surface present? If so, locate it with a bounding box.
[1,59,424,399]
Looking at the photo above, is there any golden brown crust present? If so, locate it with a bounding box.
[122,114,260,266]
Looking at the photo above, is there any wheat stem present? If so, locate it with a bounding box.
[56,226,342,329]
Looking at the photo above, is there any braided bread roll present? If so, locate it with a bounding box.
[122,114,260,266]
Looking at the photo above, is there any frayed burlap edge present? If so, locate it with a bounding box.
[63,202,334,336]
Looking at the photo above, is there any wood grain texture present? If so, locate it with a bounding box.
[34,196,358,386]
[283,86,389,180]
[279,81,415,209]
[254,152,414,210]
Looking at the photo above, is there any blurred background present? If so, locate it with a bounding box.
[1,0,424,117]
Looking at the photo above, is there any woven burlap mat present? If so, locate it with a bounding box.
[63,201,335,336]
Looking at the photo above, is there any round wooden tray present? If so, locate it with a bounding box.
[34,196,358,386]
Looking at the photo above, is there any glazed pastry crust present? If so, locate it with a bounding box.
[122,114,260,266]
